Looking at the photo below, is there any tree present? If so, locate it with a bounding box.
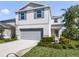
[62,5,79,39]
[0,26,4,38]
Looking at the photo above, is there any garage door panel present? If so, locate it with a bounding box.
[20,30,41,40]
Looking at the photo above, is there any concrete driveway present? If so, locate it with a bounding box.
[0,40,39,57]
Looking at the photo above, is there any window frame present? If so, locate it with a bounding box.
[19,12,26,20]
[34,8,44,19]
[54,18,58,23]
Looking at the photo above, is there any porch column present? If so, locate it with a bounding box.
[16,26,21,40]
[48,25,51,37]
[54,29,60,43]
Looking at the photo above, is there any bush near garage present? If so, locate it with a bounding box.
[38,36,77,49]
[38,37,54,47]
[59,36,76,49]
[40,37,55,42]
[0,37,17,43]
[59,36,71,44]
[4,36,17,42]
[52,43,63,49]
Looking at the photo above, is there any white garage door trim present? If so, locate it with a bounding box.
[20,28,43,40]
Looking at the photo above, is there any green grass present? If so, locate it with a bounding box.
[23,46,79,57]
[23,39,79,57]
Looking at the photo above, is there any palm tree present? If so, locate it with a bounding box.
[61,5,79,39]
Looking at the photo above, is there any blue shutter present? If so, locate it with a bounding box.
[19,12,21,20]
[24,12,26,20]
[34,10,37,19]
[41,9,44,18]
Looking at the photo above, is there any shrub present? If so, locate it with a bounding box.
[0,38,5,40]
[62,44,69,49]
[62,30,69,38]
[60,36,76,49]
[38,42,53,47]
[38,42,45,46]
[38,36,77,49]
[4,38,11,42]
[38,37,54,47]
[68,44,76,49]
[40,37,54,42]
[52,44,63,49]
[60,36,71,44]
[4,37,17,42]
[11,37,17,40]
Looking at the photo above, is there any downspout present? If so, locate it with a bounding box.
[48,7,51,37]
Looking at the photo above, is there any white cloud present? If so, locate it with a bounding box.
[0,9,10,14]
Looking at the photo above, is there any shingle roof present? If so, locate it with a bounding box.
[0,23,15,29]
[52,16,62,19]
[0,18,15,23]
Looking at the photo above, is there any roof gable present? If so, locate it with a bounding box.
[18,2,48,11]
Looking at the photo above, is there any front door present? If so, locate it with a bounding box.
[55,29,59,37]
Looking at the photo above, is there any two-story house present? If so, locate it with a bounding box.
[0,2,64,40]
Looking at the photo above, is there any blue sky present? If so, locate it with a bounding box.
[0,1,79,21]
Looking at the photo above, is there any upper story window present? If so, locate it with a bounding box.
[34,9,44,19]
[54,18,58,23]
[19,12,26,20]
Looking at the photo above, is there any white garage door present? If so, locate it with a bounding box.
[20,30,42,40]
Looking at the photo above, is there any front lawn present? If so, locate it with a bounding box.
[23,38,79,57]
[23,46,79,57]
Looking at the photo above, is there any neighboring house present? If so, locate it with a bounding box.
[0,2,64,40]
[0,19,15,38]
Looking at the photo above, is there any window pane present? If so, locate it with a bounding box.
[19,12,26,20]
[54,18,58,22]
[34,9,44,19]
[21,13,24,16]
[37,10,41,13]
[37,14,41,18]
[37,9,42,18]
[21,15,25,19]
